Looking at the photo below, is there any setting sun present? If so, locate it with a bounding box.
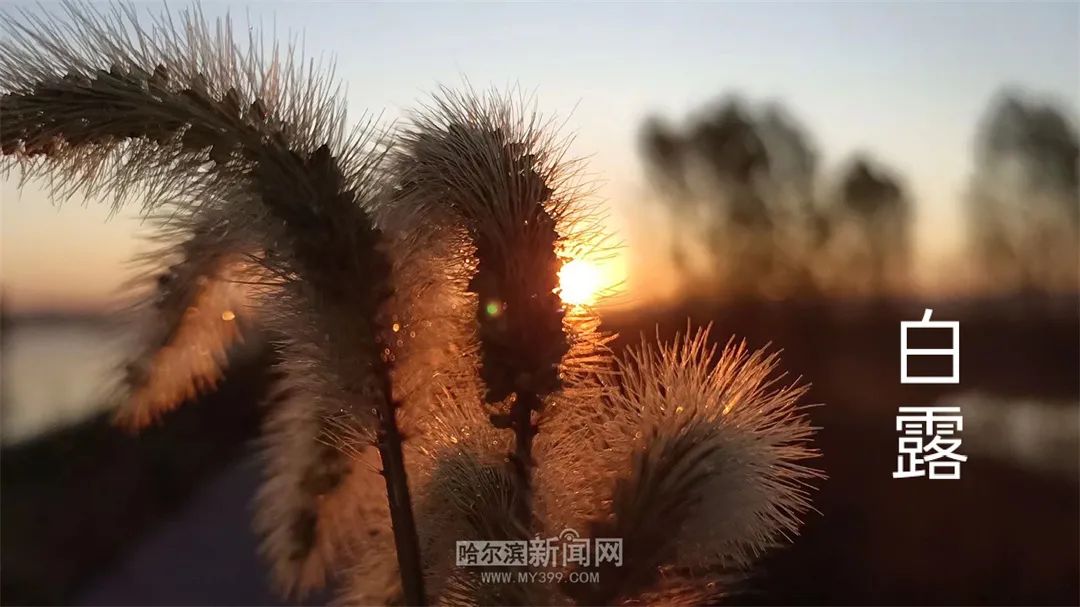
[558,259,603,306]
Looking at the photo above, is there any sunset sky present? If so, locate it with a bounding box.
[2,1,1077,312]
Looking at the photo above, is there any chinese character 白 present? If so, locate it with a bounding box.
[893,406,967,479]
[900,309,960,384]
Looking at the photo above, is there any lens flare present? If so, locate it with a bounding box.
[558,259,602,306]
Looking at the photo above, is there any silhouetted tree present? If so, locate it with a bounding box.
[968,90,1079,294]
[642,97,825,300]
[827,155,911,296]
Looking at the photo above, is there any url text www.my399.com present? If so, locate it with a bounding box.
[479,571,600,585]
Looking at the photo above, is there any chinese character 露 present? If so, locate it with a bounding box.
[893,406,967,479]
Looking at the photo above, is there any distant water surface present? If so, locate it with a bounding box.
[1,319,126,445]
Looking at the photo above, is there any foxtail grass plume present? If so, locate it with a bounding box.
[116,214,259,430]
[394,89,576,401]
[392,88,604,536]
[0,2,425,602]
[562,327,821,605]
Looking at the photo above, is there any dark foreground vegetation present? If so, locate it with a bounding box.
[2,296,1077,605]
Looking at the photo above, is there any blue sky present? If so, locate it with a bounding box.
[2,1,1077,310]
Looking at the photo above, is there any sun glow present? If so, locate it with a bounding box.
[558,259,604,306]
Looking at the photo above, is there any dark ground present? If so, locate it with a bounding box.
[1,296,1077,605]
[1,347,275,606]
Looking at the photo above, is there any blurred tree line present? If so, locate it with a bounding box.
[969,91,1079,295]
[640,88,1078,301]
